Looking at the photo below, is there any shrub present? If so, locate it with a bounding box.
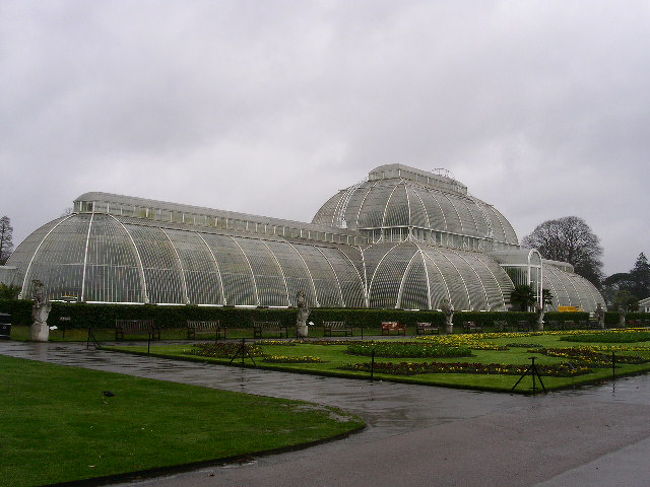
[532,347,648,366]
[342,361,591,377]
[0,299,32,325]
[262,355,322,363]
[188,342,264,358]
[561,331,650,344]
[346,342,472,358]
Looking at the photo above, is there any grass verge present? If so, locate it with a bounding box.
[0,355,364,487]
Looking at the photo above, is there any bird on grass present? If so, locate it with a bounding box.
[101,391,116,404]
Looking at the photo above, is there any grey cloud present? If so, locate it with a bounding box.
[1,0,648,275]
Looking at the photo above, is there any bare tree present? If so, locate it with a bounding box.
[522,216,604,288]
[0,216,13,265]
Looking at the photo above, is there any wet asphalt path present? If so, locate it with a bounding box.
[3,341,650,486]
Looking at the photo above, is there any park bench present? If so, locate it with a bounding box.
[416,322,439,335]
[115,319,160,340]
[563,320,577,330]
[493,320,508,332]
[545,320,559,330]
[463,321,482,333]
[587,319,601,329]
[381,321,406,336]
[629,318,650,327]
[186,320,226,340]
[322,321,353,337]
[253,321,288,339]
[0,312,11,339]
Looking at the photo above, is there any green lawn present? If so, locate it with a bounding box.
[105,330,650,393]
[0,355,364,487]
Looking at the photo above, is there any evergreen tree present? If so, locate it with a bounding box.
[629,252,650,299]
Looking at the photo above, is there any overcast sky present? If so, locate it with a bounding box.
[1,0,648,275]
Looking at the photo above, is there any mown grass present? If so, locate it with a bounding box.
[105,331,650,393]
[0,355,363,487]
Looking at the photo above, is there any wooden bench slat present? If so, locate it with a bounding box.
[253,321,288,339]
[381,321,406,336]
[415,322,439,335]
[186,320,226,340]
[463,321,482,333]
[322,321,353,337]
[115,320,160,340]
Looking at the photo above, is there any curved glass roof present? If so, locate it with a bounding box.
[312,164,519,246]
[9,214,366,307]
[2,164,605,312]
[363,242,514,311]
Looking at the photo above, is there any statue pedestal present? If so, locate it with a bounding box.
[296,324,308,338]
[30,323,49,342]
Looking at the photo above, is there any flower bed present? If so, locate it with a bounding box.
[530,347,648,366]
[262,355,323,363]
[506,343,544,348]
[561,331,650,343]
[341,361,590,377]
[346,342,472,358]
[417,334,507,350]
[189,342,264,358]
[257,339,367,346]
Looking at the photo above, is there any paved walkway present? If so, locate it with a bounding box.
[3,341,650,486]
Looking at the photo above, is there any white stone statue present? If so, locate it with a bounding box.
[594,303,605,329]
[295,290,309,338]
[618,304,627,328]
[440,298,454,334]
[535,301,545,331]
[30,280,52,342]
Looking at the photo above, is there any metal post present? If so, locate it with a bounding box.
[241,338,246,367]
[147,333,151,355]
[531,357,536,394]
[370,349,375,381]
[612,351,616,380]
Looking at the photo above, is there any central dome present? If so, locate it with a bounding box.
[312,164,518,247]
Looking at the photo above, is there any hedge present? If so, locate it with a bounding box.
[1,300,534,330]
[605,311,650,326]
[0,300,32,325]
[2,299,645,331]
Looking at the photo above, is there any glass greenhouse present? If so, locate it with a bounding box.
[0,164,605,311]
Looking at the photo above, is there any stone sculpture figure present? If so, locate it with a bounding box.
[296,290,309,338]
[440,298,454,334]
[31,280,51,342]
[618,304,627,328]
[594,303,605,329]
[534,300,545,332]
